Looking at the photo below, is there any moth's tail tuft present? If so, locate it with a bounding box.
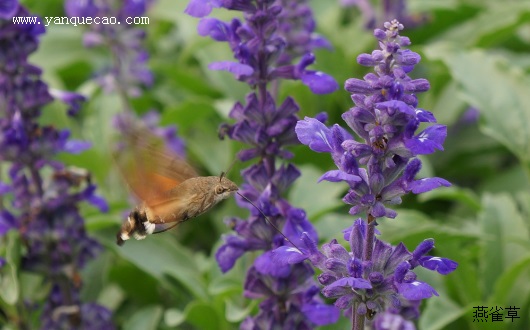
[116,233,126,246]
[116,210,147,246]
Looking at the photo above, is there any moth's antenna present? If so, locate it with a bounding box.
[220,156,238,181]
[236,192,303,253]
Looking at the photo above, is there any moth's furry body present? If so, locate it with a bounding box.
[117,176,238,246]
[113,120,239,246]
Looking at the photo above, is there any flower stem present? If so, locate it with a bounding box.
[364,214,376,262]
[352,303,365,330]
[353,213,377,330]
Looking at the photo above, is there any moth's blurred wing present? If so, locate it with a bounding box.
[113,126,198,202]
[138,143,198,182]
[144,189,199,224]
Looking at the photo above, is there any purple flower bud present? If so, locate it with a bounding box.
[325,258,348,274]
[374,28,386,40]
[335,295,355,309]
[369,272,384,284]
[396,49,420,66]
[357,302,368,315]
[318,272,337,285]
[357,54,376,66]
[409,78,430,92]
[345,78,373,94]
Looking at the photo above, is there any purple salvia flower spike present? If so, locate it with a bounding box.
[0,4,113,328]
[290,20,457,328]
[187,0,340,327]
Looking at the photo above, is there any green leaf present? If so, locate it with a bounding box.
[480,164,530,195]
[377,209,478,245]
[19,272,47,302]
[289,165,345,220]
[164,308,185,327]
[0,264,19,305]
[122,305,163,330]
[429,80,468,125]
[479,194,530,298]
[420,296,469,330]
[185,302,221,330]
[424,46,530,167]
[161,101,235,175]
[208,277,242,296]
[491,255,530,305]
[434,3,530,47]
[109,233,209,300]
[30,25,88,74]
[418,186,481,212]
[313,213,354,243]
[224,298,255,323]
[97,284,125,311]
[0,231,21,305]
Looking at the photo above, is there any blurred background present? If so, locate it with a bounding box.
[2,0,530,329]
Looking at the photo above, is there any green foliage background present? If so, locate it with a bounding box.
[2,0,530,329]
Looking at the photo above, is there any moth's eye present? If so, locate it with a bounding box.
[215,185,225,194]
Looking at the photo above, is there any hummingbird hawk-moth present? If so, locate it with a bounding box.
[113,122,238,246]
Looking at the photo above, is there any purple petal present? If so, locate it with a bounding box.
[216,243,245,273]
[0,182,11,195]
[301,71,339,94]
[237,148,259,162]
[373,312,416,330]
[0,0,18,19]
[419,256,458,275]
[0,211,17,236]
[397,281,438,300]
[409,177,451,194]
[50,90,86,116]
[184,0,219,17]
[412,239,434,260]
[302,303,340,326]
[385,243,412,273]
[271,246,308,265]
[318,170,361,185]
[65,0,98,18]
[87,194,109,212]
[197,18,229,41]
[406,125,447,155]
[208,61,254,78]
[311,35,333,50]
[403,158,422,183]
[315,112,328,123]
[0,257,5,268]
[415,108,436,122]
[63,140,91,154]
[255,251,291,278]
[326,276,372,291]
[121,0,147,18]
[376,100,415,116]
[295,117,333,152]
